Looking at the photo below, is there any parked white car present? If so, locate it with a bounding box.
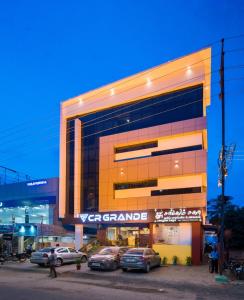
[30,247,87,267]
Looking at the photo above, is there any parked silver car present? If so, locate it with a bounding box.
[120,248,161,273]
[88,247,128,270]
[30,247,87,267]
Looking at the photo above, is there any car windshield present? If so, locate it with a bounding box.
[99,248,117,255]
[39,248,53,253]
[126,249,144,255]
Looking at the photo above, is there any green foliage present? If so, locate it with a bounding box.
[172,256,178,265]
[208,196,244,249]
[186,256,192,266]
[162,257,167,265]
[75,258,81,265]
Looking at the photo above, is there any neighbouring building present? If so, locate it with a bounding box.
[0,178,74,253]
[59,48,211,265]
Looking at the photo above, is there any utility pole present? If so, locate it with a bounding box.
[41,215,44,248]
[12,214,15,255]
[219,38,225,276]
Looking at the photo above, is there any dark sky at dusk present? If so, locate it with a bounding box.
[0,0,243,205]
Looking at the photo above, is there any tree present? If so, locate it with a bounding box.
[208,196,244,249]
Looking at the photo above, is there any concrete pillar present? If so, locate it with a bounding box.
[18,236,24,253]
[148,223,154,247]
[191,222,202,265]
[75,224,83,250]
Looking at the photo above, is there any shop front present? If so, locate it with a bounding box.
[0,178,74,253]
[101,225,150,247]
[78,208,204,265]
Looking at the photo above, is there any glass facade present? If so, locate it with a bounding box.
[66,84,203,213]
[0,204,53,225]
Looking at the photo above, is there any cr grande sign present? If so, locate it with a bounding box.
[79,211,150,224]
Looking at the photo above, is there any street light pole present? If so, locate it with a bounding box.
[219,38,225,276]
[12,214,15,255]
[40,215,44,248]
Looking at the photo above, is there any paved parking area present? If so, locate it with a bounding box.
[1,260,219,287]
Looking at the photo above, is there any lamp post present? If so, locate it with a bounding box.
[40,215,44,248]
[12,214,15,255]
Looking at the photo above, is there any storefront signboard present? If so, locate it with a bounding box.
[76,208,202,224]
[2,233,13,240]
[154,208,202,223]
[27,180,47,187]
[79,211,151,224]
[0,225,14,233]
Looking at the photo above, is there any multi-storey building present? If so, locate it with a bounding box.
[59,48,211,265]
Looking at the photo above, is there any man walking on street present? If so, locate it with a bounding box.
[49,248,57,278]
[209,245,219,274]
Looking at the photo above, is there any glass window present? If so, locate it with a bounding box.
[99,248,117,255]
[118,248,128,255]
[57,248,69,253]
[68,248,76,253]
[0,205,51,225]
[115,141,158,153]
[126,249,144,255]
[114,180,157,190]
[151,187,201,196]
[66,84,203,211]
[145,249,152,255]
[39,247,53,253]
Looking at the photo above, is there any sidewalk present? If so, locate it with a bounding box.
[1,260,220,288]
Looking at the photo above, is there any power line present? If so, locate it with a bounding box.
[1,60,242,147]
[0,62,216,143]
[225,33,244,41]
[1,88,228,162]
[0,96,207,163]
[0,43,244,160]
[0,35,243,137]
[0,44,242,140]
[1,80,244,160]
[0,54,213,136]
[0,70,221,147]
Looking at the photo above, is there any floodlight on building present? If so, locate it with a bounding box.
[78,97,83,105]
[110,88,115,96]
[146,78,152,86]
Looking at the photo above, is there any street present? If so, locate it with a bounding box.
[1,262,244,300]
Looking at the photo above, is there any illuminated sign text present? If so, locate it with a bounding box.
[154,208,202,223]
[79,211,148,224]
[27,180,47,187]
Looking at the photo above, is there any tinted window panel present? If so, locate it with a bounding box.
[66,85,203,212]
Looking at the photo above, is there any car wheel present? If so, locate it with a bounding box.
[112,261,118,270]
[38,263,44,267]
[144,263,150,273]
[122,268,127,272]
[158,259,162,267]
[56,258,63,267]
[81,256,87,263]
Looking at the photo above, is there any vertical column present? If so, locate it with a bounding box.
[191,222,202,265]
[74,119,82,218]
[18,236,24,253]
[75,224,83,250]
[59,109,67,218]
[148,223,154,247]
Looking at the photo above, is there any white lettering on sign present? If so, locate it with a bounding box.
[79,212,148,223]
[154,208,202,223]
[27,180,47,187]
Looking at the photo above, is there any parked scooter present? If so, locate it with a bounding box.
[227,260,244,280]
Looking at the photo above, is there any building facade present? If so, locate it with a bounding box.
[0,178,73,253]
[59,48,211,264]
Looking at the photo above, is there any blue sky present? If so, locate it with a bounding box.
[0,0,243,204]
